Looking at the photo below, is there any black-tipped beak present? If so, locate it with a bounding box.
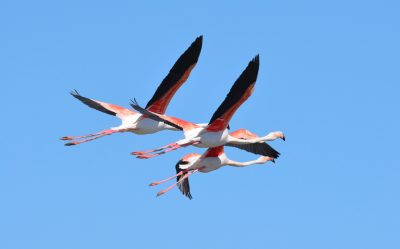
[282,136,286,141]
[272,159,275,163]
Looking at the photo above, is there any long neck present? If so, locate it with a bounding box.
[260,132,277,141]
[226,158,262,167]
[227,132,276,145]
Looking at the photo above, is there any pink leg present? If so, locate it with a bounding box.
[131,143,178,155]
[149,171,185,186]
[63,129,117,146]
[60,131,104,141]
[156,170,198,197]
[136,144,181,159]
[135,143,181,159]
[134,141,198,159]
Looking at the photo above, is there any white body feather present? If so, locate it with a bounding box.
[112,114,179,134]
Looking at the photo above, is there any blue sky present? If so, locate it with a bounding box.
[1,0,399,248]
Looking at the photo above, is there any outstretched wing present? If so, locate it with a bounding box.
[227,129,280,158]
[176,160,192,200]
[226,143,280,158]
[130,99,198,131]
[146,36,203,114]
[207,55,259,132]
[71,90,136,119]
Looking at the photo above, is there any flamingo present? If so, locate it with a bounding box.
[130,55,285,158]
[61,36,203,146]
[149,145,277,199]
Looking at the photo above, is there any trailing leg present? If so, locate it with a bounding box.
[63,129,117,146]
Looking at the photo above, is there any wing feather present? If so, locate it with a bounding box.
[226,143,280,158]
[131,99,200,131]
[71,90,135,119]
[176,160,192,200]
[227,128,280,157]
[146,36,203,114]
[130,99,183,131]
[207,55,259,131]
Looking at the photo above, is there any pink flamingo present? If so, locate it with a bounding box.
[61,36,203,146]
[150,145,277,199]
[130,55,285,158]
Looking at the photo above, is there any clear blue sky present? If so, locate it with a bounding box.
[1,1,399,248]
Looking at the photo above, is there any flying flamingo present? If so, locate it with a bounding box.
[130,55,285,158]
[149,145,277,199]
[61,36,203,146]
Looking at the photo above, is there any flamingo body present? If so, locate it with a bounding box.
[194,129,230,148]
[176,151,227,173]
[132,116,178,134]
[151,146,275,199]
[62,36,203,145]
[195,154,229,173]
[131,55,285,158]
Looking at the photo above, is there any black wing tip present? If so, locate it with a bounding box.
[243,54,260,85]
[69,90,117,116]
[179,181,193,200]
[70,89,86,102]
[251,54,260,65]
[130,98,138,106]
[264,142,280,158]
[70,89,80,97]
[253,54,260,62]
[188,35,203,62]
[129,98,142,110]
[195,35,203,43]
[271,149,280,159]
[187,192,193,200]
[248,54,260,74]
[178,35,203,64]
[193,35,203,47]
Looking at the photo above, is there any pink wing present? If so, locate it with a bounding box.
[227,128,280,158]
[71,90,136,119]
[229,129,259,140]
[145,36,202,114]
[207,56,259,132]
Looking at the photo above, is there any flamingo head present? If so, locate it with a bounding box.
[274,131,285,141]
[258,156,276,164]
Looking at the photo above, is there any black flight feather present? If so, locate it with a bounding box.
[145,36,203,110]
[226,142,280,158]
[209,55,259,125]
[175,160,192,200]
[70,90,117,116]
